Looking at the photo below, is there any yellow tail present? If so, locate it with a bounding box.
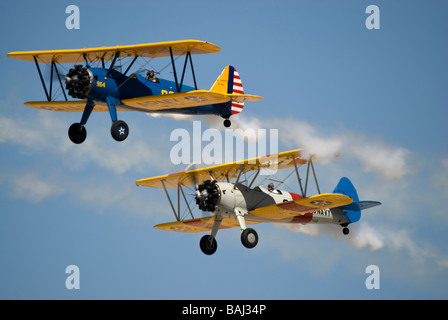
[210,66,245,114]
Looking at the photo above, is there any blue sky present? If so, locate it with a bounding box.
[1,0,447,299]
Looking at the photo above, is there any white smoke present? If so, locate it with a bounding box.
[283,221,383,251]
[142,112,413,181]
[282,221,448,268]
[246,115,412,181]
[146,112,192,121]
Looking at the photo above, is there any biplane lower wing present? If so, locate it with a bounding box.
[154,193,352,232]
[24,91,263,113]
[249,193,353,220]
[24,101,130,112]
[154,216,257,233]
[121,90,263,112]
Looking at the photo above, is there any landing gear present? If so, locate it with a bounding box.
[68,123,87,144]
[342,227,350,235]
[107,97,129,142]
[111,120,129,142]
[200,235,217,255]
[241,228,258,249]
[223,118,231,128]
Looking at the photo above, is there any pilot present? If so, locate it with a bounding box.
[268,183,280,194]
[146,70,155,82]
[146,70,159,83]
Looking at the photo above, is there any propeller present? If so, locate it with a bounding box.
[65,65,93,99]
[195,180,220,212]
[183,163,221,213]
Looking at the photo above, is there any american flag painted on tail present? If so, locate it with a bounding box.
[230,68,244,115]
[210,65,260,118]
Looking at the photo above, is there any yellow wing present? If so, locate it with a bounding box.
[24,100,131,112]
[7,40,220,64]
[249,193,353,220]
[154,216,257,233]
[121,90,263,111]
[136,149,338,189]
[154,194,352,232]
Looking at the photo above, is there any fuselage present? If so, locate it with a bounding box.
[84,67,231,117]
[212,182,350,227]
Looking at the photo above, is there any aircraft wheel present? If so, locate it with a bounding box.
[111,120,129,142]
[68,123,87,144]
[241,228,258,249]
[223,119,231,128]
[200,235,217,255]
[343,227,350,235]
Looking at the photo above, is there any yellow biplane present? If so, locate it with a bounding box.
[136,149,381,255]
[7,40,263,144]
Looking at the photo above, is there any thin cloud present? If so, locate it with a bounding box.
[0,111,170,175]
[11,172,65,203]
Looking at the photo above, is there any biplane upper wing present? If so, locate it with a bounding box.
[136,149,336,189]
[7,40,221,64]
[249,193,353,220]
[121,90,263,112]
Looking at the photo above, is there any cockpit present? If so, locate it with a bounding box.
[253,185,283,195]
[129,69,160,83]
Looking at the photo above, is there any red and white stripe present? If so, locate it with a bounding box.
[231,70,244,115]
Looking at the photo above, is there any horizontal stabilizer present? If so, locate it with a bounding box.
[342,201,382,211]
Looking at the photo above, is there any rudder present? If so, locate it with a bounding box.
[210,66,245,115]
[333,177,361,223]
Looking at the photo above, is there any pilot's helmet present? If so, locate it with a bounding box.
[268,183,274,190]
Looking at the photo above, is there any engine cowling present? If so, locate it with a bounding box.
[65,65,93,99]
[195,180,221,212]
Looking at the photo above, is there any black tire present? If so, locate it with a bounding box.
[343,227,350,235]
[223,119,231,128]
[241,228,258,249]
[200,235,217,255]
[68,123,87,144]
[111,120,129,142]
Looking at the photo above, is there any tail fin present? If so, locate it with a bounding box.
[333,177,381,223]
[210,66,245,115]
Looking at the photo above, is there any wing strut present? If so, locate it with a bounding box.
[106,51,120,77]
[33,57,50,101]
[292,155,305,197]
[292,155,321,197]
[160,180,195,222]
[33,57,67,102]
[124,56,138,75]
[234,164,245,188]
[169,48,199,92]
[161,180,179,221]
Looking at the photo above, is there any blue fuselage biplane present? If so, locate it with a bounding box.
[7,40,263,144]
